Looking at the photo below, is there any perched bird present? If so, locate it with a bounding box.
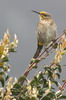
[32,10,57,59]
[20,11,57,84]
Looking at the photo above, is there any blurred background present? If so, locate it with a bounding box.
[0,0,66,82]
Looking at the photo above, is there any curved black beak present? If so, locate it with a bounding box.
[32,10,40,15]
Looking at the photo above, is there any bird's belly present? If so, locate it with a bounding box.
[37,25,57,46]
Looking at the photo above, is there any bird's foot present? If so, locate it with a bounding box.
[52,40,58,49]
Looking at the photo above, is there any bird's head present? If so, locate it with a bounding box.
[32,10,52,21]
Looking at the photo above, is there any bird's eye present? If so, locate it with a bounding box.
[43,14,49,16]
[42,13,51,17]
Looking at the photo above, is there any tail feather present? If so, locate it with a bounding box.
[33,45,43,58]
[30,44,43,64]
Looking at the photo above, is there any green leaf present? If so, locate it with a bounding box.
[9,48,16,52]
[31,97,36,100]
[19,97,24,100]
[64,47,66,50]
[3,66,8,71]
[13,83,21,89]
[51,80,58,86]
[47,92,56,98]
[0,71,9,81]
[56,73,60,79]
[52,42,58,49]
[20,95,27,100]
[18,75,26,83]
[33,65,38,69]
[0,75,4,87]
[57,64,62,73]
[63,29,66,35]
[34,59,40,63]
[1,56,9,62]
[42,96,51,100]
[31,58,40,64]
[41,92,56,100]
[5,75,9,81]
[11,88,20,95]
[60,95,66,99]
[62,79,66,82]
[0,71,5,75]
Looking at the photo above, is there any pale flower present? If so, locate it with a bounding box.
[1,88,4,98]
[3,30,10,45]
[54,34,66,64]
[10,34,18,49]
[27,84,38,98]
[4,77,13,99]
[32,87,38,98]
[14,34,18,44]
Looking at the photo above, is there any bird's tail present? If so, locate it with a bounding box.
[33,44,43,58]
[30,43,43,64]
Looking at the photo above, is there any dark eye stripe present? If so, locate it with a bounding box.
[41,13,51,17]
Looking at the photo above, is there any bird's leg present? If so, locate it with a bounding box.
[52,39,58,49]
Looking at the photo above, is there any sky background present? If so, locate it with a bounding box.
[0,0,66,89]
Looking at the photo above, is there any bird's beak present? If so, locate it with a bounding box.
[32,10,40,15]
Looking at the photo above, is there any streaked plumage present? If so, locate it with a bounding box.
[32,10,57,59]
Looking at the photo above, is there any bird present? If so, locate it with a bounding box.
[31,10,57,61]
[20,11,57,85]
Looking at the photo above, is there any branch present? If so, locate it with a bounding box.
[59,81,66,91]
[18,32,64,85]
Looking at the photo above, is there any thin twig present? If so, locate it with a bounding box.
[59,81,66,91]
